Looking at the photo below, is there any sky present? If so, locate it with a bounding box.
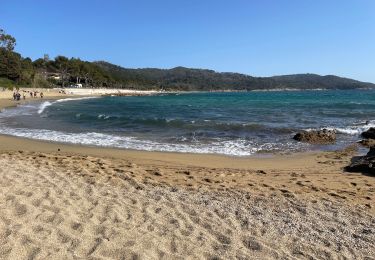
[1,0,375,82]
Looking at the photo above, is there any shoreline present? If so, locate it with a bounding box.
[0,133,321,170]
[0,88,76,110]
[0,87,161,110]
[0,89,369,160]
[0,90,365,158]
[0,92,310,167]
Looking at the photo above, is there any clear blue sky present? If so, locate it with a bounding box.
[2,0,375,82]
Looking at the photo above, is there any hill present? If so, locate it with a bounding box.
[94,61,375,91]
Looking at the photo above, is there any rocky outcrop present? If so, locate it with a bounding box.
[361,127,375,139]
[358,138,375,148]
[345,147,375,175]
[347,128,375,174]
[293,129,336,144]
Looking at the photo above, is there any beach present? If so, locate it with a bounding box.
[0,88,157,111]
[0,88,75,110]
[0,92,374,259]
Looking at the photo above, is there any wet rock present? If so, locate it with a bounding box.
[345,156,375,175]
[293,129,336,144]
[345,147,375,175]
[358,139,375,148]
[367,147,375,156]
[361,127,375,139]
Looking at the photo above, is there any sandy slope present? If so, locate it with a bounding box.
[0,146,374,259]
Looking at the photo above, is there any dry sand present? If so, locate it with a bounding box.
[62,88,158,96]
[0,96,374,259]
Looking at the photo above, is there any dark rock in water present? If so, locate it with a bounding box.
[361,127,375,139]
[293,129,336,144]
[345,147,375,175]
[358,139,375,148]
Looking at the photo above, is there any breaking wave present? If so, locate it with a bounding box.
[38,97,99,114]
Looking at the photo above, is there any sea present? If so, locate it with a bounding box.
[0,90,374,156]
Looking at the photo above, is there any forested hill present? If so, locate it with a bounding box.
[95,61,375,91]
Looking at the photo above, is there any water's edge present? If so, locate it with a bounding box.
[0,91,373,156]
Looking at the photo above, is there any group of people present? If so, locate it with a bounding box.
[12,92,22,101]
[28,91,44,99]
[13,90,44,101]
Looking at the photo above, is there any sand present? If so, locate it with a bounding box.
[0,88,74,111]
[0,87,157,110]
[62,88,158,96]
[0,95,374,259]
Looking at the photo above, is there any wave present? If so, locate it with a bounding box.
[38,96,99,114]
[97,114,112,120]
[0,126,303,156]
[54,96,99,103]
[251,88,327,92]
[37,101,53,114]
[108,117,295,134]
[304,121,375,136]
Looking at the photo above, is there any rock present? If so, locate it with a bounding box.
[366,146,375,156]
[293,129,336,144]
[345,156,375,175]
[361,127,375,139]
[358,139,375,148]
[345,147,375,175]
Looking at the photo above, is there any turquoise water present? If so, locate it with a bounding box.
[1,90,375,156]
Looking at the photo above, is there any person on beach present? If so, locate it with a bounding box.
[34,91,37,98]
[13,92,16,100]
[23,93,26,100]
[30,91,33,98]
[40,92,44,98]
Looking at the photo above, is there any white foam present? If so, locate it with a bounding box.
[304,122,375,136]
[54,96,99,103]
[0,104,36,118]
[97,114,111,120]
[37,101,53,114]
[0,126,295,156]
[38,96,99,114]
[334,128,359,135]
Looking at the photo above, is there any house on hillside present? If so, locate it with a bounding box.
[47,73,61,80]
[69,83,83,88]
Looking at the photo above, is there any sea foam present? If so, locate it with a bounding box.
[304,121,375,136]
[0,126,301,156]
[38,96,99,114]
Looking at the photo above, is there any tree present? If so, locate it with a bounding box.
[33,58,47,69]
[54,56,70,87]
[0,48,22,81]
[68,58,83,84]
[0,28,21,82]
[20,57,35,84]
[0,28,16,51]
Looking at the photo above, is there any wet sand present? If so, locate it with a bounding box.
[0,95,374,259]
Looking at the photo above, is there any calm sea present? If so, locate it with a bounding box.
[1,90,374,156]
